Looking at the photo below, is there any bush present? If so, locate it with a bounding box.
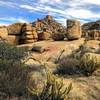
[0,41,29,98]
[28,72,72,100]
[56,53,100,76]
[56,57,80,75]
[0,41,28,61]
[0,60,28,97]
[79,54,100,76]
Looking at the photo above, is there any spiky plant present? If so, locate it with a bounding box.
[80,54,100,76]
[28,72,72,100]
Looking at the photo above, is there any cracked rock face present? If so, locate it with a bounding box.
[82,20,100,40]
[0,26,8,39]
[67,19,82,40]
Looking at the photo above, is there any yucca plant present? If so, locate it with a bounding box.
[28,72,72,100]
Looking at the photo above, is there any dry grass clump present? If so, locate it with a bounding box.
[0,60,28,98]
[56,57,80,75]
[56,53,100,76]
[0,41,29,99]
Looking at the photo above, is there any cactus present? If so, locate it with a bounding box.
[80,54,99,76]
[28,72,72,100]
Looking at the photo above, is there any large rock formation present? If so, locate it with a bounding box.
[21,23,38,44]
[7,23,24,35]
[0,26,8,39]
[7,23,24,44]
[32,15,66,40]
[0,16,84,44]
[82,20,100,40]
[7,23,38,44]
[67,19,82,40]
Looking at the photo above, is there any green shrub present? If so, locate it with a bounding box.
[56,53,100,76]
[28,72,72,100]
[80,54,100,76]
[0,41,29,98]
[0,41,28,61]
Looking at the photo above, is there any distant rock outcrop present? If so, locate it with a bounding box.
[82,20,100,40]
[32,15,66,40]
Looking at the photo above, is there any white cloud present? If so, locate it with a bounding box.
[0,22,9,26]
[0,17,28,23]
[17,18,28,23]
[20,2,100,25]
[20,5,35,10]
[83,0,100,5]
[0,1,18,8]
[39,0,61,4]
[66,8,100,19]
[1,0,100,25]
[55,18,66,26]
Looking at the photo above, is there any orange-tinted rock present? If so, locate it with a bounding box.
[22,23,33,32]
[45,15,53,20]
[7,23,24,35]
[20,24,38,44]
[24,39,35,44]
[7,35,20,44]
[32,15,66,39]
[67,19,81,40]
[38,32,50,40]
[84,30,100,40]
[0,26,8,39]
[52,33,65,41]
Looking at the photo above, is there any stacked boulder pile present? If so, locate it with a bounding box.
[32,15,66,41]
[21,23,38,44]
[0,15,84,45]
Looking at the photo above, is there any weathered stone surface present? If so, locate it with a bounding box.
[45,15,53,20]
[22,23,33,32]
[32,31,38,39]
[0,26,8,39]
[82,29,100,40]
[7,35,20,44]
[67,19,81,40]
[20,24,38,44]
[32,15,66,40]
[38,32,50,40]
[82,20,100,40]
[52,33,65,41]
[7,23,24,35]
[24,40,35,44]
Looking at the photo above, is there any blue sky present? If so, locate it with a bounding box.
[0,0,100,26]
